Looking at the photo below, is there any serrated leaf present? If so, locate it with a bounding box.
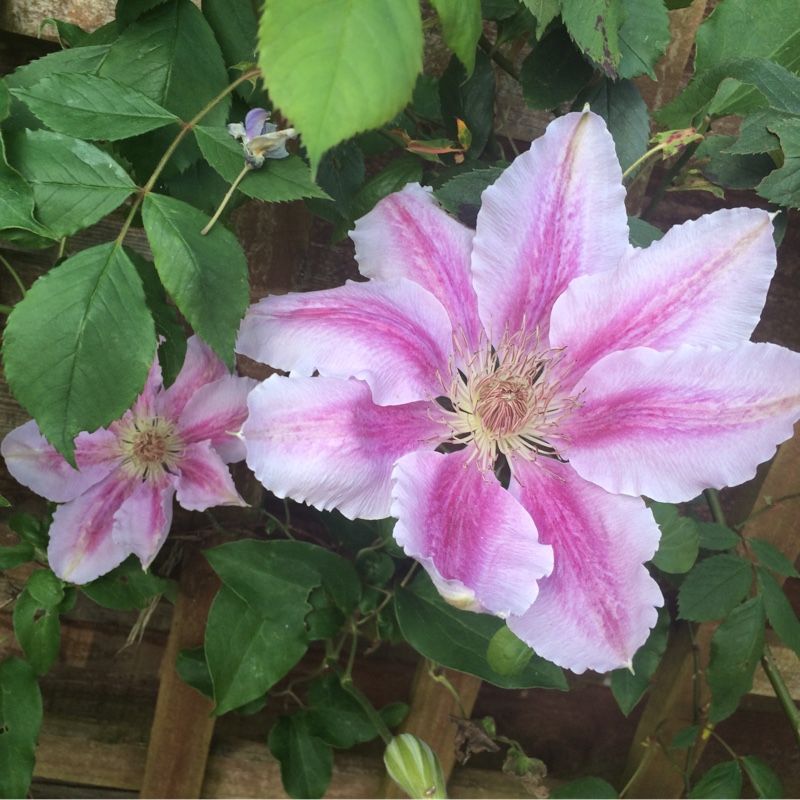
[395,573,567,690]
[12,588,61,675]
[142,193,248,369]
[618,0,669,80]
[757,567,800,658]
[689,760,743,799]
[707,596,765,724]
[194,125,329,201]
[82,555,174,610]
[0,134,54,238]
[39,17,91,47]
[695,521,741,551]
[481,0,522,21]
[520,24,594,109]
[433,165,505,215]
[678,554,753,622]
[258,0,423,172]
[520,0,561,39]
[610,607,670,715]
[696,134,776,190]
[6,130,136,239]
[727,109,787,155]
[3,242,155,462]
[561,0,624,77]
[315,139,366,216]
[0,658,42,800]
[749,537,800,578]
[757,117,800,209]
[649,503,700,574]
[268,715,333,800]
[206,585,311,715]
[551,776,619,798]
[741,754,784,799]
[0,79,9,121]
[11,74,178,140]
[203,0,258,68]
[116,0,170,28]
[430,0,482,74]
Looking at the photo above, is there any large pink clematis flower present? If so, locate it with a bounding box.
[236,111,800,673]
[2,336,256,584]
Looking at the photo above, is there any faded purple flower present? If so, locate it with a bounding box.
[227,108,296,167]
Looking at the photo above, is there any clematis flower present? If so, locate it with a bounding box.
[2,336,256,585]
[236,110,800,673]
[227,108,296,167]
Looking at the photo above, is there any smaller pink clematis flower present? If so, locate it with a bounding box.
[1,336,256,584]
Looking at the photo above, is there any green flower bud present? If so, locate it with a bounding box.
[383,734,448,799]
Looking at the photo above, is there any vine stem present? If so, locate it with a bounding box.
[201,163,252,235]
[427,662,466,718]
[761,642,800,748]
[640,138,702,222]
[703,488,728,527]
[478,34,519,81]
[328,657,394,745]
[0,252,26,299]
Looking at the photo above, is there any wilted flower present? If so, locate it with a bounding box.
[227,107,296,167]
[2,336,255,584]
[236,111,800,673]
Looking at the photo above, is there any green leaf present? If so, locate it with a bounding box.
[0,658,42,800]
[142,193,248,369]
[0,134,54,238]
[741,754,784,799]
[175,646,214,700]
[11,74,178,141]
[481,0,522,21]
[439,49,495,159]
[194,125,329,201]
[8,512,49,550]
[39,18,91,47]
[6,130,136,239]
[707,596,765,724]
[0,495,8,507]
[520,0,561,39]
[749,537,800,578]
[12,587,61,674]
[0,79,9,121]
[617,0,669,80]
[203,0,259,68]
[487,626,534,677]
[689,760,742,799]
[0,543,35,571]
[521,24,594,109]
[728,109,786,155]
[349,155,424,221]
[610,607,670,715]
[561,0,624,77]
[433,165,505,216]
[268,715,333,799]
[206,585,311,715]
[677,554,753,622]
[757,567,800,658]
[430,0,482,74]
[3,242,155,463]
[649,503,701,574]
[577,78,649,174]
[670,725,701,749]
[757,117,800,209]
[627,216,663,247]
[26,569,64,610]
[551,775,619,798]
[258,0,423,172]
[694,0,800,118]
[314,139,366,216]
[696,135,776,191]
[304,674,381,749]
[395,573,567,690]
[695,521,741,551]
[82,556,174,610]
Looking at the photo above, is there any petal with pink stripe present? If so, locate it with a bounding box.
[236,278,452,405]
[174,441,246,511]
[243,375,442,520]
[550,208,777,380]
[391,448,553,617]
[159,335,229,419]
[471,111,629,344]
[47,471,137,584]
[351,184,481,348]
[507,458,662,674]
[566,343,800,502]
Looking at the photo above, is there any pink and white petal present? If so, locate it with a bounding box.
[47,472,138,584]
[236,279,453,405]
[112,474,175,568]
[551,208,777,381]
[243,375,442,520]
[507,458,663,674]
[391,448,554,618]
[566,343,800,503]
[471,111,629,344]
[177,374,257,462]
[159,335,229,420]
[2,420,115,503]
[174,441,246,511]
[351,184,482,348]
[131,351,163,418]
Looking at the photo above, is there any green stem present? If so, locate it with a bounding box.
[760,642,800,748]
[0,252,26,299]
[736,493,800,530]
[201,162,252,235]
[478,34,519,81]
[0,304,13,314]
[704,488,728,528]
[328,659,393,745]
[427,663,466,717]
[640,139,701,222]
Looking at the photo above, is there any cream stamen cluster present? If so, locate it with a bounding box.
[116,415,185,481]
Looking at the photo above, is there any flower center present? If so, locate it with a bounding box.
[435,326,579,473]
[116,415,184,481]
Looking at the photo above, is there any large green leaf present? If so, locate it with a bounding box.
[677,554,753,622]
[6,130,136,239]
[203,0,259,67]
[268,715,333,800]
[142,193,248,369]
[757,567,800,658]
[3,242,155,462]
[707,596,765,723]
[11,74,178,141]
[12,587,61,675]
[649,502,700,574]
[430,0,482,74]
[757,116,800,209]
[258,0,424,172]
[0,134,52,238]
[689,761,742,799]
[696,135,776,191]
[561,0,624,77]
[395,573,567,690]
[694,0,800,117]
[617,0,669,80]
[741,755,784,799]
[520,0,561,39]
[82,556,175,611]
[194,125,329,201]
[0,658,42,800]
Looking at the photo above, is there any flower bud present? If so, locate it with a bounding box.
[383,734,448,799]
